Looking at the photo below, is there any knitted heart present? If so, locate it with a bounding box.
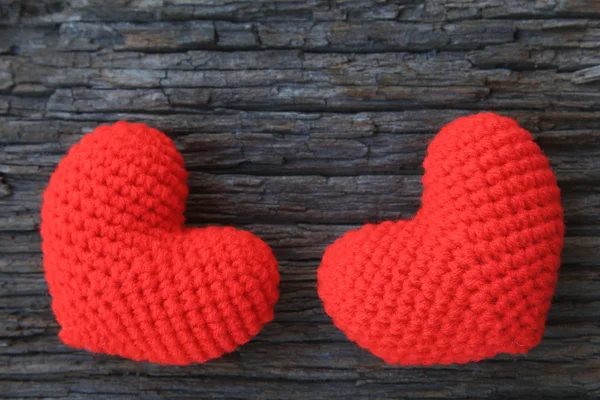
[317,113,564,365]
[41,122,279,365]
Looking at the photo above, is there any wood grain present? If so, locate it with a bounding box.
[1,0,599,398]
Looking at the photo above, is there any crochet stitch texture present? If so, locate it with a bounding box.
[317,113,564,365]
[41,121,279,365]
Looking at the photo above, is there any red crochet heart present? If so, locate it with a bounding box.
[317,113,564,365]
[41,122,279,365]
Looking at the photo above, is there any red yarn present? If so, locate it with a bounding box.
[41,121,279,365]
[317,113,564,365]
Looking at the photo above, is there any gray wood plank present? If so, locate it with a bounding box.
[1,0,599,398]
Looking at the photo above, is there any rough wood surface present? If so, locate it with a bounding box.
[1,0,600,399]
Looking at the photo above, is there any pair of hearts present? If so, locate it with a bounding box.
[41,113,563,365]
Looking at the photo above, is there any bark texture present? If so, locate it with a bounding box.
[1,0,600,399]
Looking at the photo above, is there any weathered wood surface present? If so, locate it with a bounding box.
[1,0,600,398]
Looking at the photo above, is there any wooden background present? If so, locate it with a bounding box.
[1,0,600,398]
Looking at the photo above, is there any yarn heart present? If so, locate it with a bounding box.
[317,113,564,365]
[41,122,279,365]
